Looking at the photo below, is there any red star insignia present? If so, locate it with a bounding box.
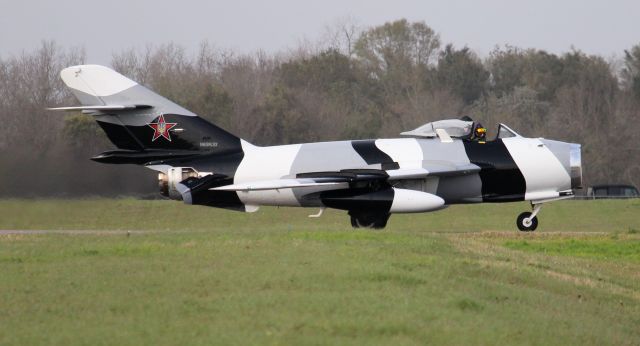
[147,115,177,142]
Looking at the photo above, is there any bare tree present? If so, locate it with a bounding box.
[321,16,362,57]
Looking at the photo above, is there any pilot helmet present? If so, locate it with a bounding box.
[475,126,487,137]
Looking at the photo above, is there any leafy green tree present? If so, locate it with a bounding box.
[556,51,618,128]
[355,19,440,70]
[354,19,440,93]
[353,20,443,132]
[62,113,109,151]
[256,84,309,145]
[279,49,360,96]
[192,83,234,129]
[520,51,564,101]
[487,46,526,97]
[487,48,564,101]
[436,45,489,105]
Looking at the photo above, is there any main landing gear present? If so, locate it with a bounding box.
[349,210,390,229]
[517,203,542,232]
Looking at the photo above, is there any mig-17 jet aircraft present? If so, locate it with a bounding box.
[50,65,582,231]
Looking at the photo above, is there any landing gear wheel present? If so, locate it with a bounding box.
[517,212,538,232]
[350,216,359,228]
[349,211,390,229]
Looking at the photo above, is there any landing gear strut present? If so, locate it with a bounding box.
[349,210,390,229]
[517,204,542,232]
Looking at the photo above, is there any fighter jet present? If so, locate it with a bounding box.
[50,65,582,231]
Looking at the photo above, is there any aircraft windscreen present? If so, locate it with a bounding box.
[496,124,519,139]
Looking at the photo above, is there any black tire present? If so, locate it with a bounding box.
[349,211,390,229]
[350,215,359,228]
[517,212,538,232]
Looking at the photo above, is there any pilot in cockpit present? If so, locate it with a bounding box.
[399,116,491,142]
[472,122,487,142]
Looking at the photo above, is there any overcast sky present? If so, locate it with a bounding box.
[1,0,638,64]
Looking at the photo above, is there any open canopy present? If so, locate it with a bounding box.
[400,118,474,138]
[401,118,522,141]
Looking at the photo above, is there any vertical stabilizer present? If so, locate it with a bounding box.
[57,65,245,157]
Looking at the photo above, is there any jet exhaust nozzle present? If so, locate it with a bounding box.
[158,167,200,200]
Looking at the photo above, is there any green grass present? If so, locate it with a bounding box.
[0,199,639,345]
[505,237,640,262]
[1,198,639,232]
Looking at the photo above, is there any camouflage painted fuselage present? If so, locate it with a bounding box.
[161,136,577,212]
[54,65,581,228]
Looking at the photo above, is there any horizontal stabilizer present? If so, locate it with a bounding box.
[47,104,152,112]
[91,149,201,164]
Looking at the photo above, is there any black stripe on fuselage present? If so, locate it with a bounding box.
[97,121,144,151]
[351,140,399,169]
[463,140,526,202]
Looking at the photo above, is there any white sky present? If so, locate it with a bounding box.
[1,0,638,64]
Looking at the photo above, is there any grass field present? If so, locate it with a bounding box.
[1,199,639,345]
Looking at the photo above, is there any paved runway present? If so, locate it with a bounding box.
[0,230,143,235]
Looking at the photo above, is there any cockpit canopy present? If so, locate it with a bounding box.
[400,119,473,138]
[400,118,521,141]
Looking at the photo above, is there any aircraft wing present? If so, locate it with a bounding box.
[294,163,479,182]
[210,163,479,192]
[387,162,479,180]
[209,170,383,192]
[211,178,346,191]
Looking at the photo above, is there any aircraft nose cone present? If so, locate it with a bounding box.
[540,139,583,191]
[570,143,582,189]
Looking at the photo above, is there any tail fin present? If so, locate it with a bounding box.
[54,65,244,161]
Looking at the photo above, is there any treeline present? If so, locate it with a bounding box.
[1,19,639,196]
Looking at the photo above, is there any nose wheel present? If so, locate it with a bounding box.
[517,204,542,232]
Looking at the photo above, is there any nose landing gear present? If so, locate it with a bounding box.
[517,204,542,232]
